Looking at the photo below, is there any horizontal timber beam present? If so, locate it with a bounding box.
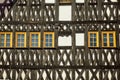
[0,65,120,70]
[0,20,119,25]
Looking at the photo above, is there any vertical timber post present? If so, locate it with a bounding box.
[97,0,103,79]
[84,0,89,79]
[72,0,76,80]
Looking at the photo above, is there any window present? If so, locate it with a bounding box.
[30,32,40,47]
[44,32,55,48]
[16,32,26,48]
[0,32,12,47]
[60,0,71,3]
[88,32,99,47]
[102,31,116,47]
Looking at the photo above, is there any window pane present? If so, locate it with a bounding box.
[1,34,4,39]
[31,34,39,47]
[6,43,10,47]
[0,43,4,47]
[89,33,97,47]
[94,43,96,46]
[46,43,49,47]
[104,43,107,46]
[17,34,25,47]
[103,34,107,46]
[0,34,5,47]
[1,39,4,43]
[49,43,52,47]
[45,34,53,47]
[109,34,114,47]
[110,43,113,46]
[93,34,96,37]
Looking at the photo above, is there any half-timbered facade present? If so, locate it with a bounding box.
[0,0,120,79]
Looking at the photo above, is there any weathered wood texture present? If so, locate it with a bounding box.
[0,0,120,79]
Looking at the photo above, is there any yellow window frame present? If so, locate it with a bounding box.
[88,32,99,47]
[44,32,55,48]
[30,32,40,47]
[102,31,116,47]
[16,32,26,48]
[0,32,12,48]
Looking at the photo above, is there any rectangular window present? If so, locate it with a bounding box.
[44,32,54,48]
[16,32,26,48]
[102,31,116,47]
[30,32,40,47]
[88,32,99,47]
[0,32,12,48]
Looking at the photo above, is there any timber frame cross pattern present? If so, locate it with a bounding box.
[0,0,120,80]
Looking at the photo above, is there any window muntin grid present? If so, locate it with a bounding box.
[44,32,54,48]
[0,32,12,47]
[102,31,116,47]
[30,32,40,47]
[88,32,99,47]
[16,32,26,48]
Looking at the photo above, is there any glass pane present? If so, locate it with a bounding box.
[6,39,10,42]
[6,34,10,39]
[18,43,21,47]
[46,39,49,42]
[0,43,4,47]
[21,39,24,42]
[18,39,21,42]
[1,34,4,39]
[18,34,21,39]
[32,43,35,47]
[110,43,113,46]
[21,34,24,39]
[90,43,93,46]
[90,38,93,42]
[35,39,38,42]
[21,43,24,47]
[46,43,49,47]
[50,39,52,42]
[46,34,49,39]
[90,34,93,38]
[109,34,113,38]
[35,43,38,46]
[94,43,96,46]
[35,34,38,38]
[103,34,107,37]
[94,38,96,42]
[1,39,4,43]
[6,43,10,47]
[104,38,107,42]
[49,43,52,47]
[110,38,113,42]
[32,39,35,42]
[104,43,107,46]
[93,34,96,37]
[49,34,52,38]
